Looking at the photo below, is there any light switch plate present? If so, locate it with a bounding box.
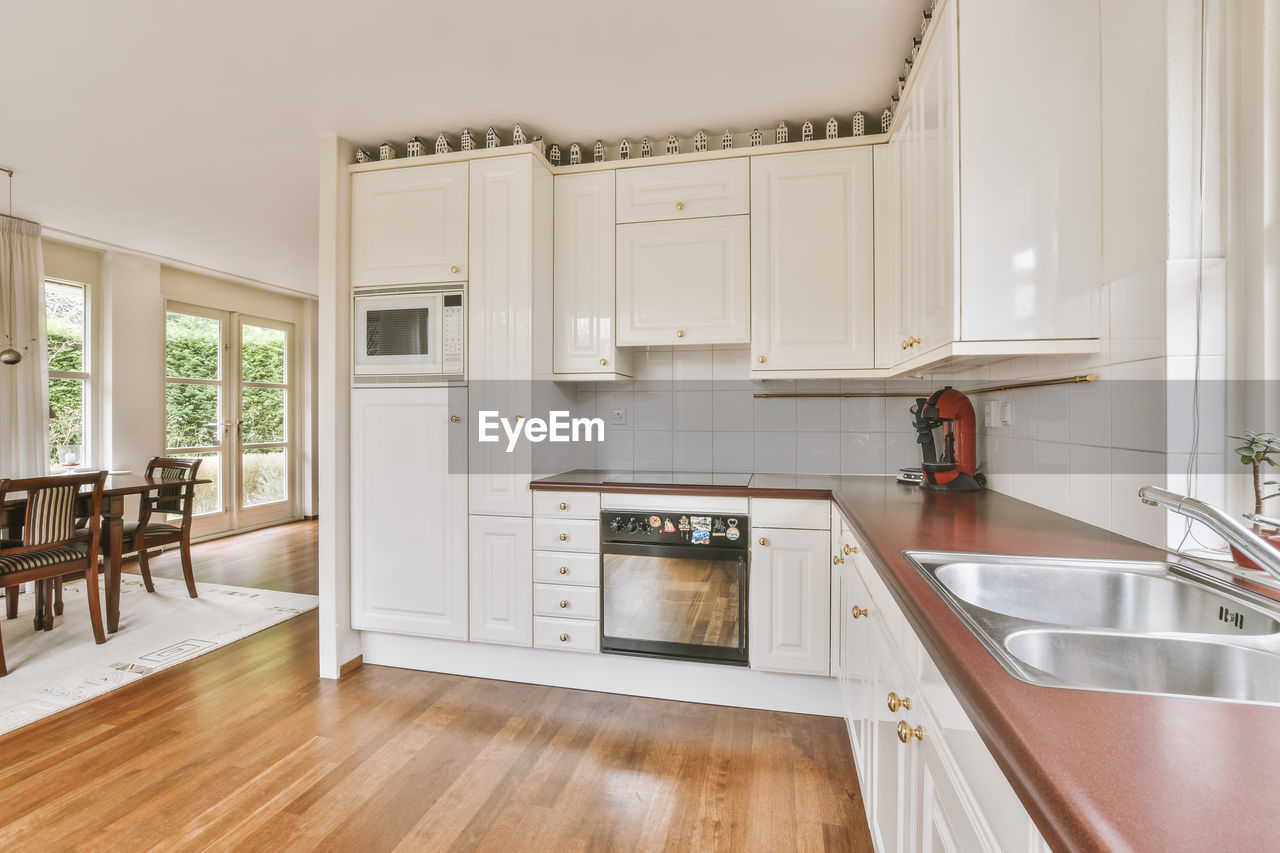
[610,408,627,425]
[1000,401,1014,428]
[984,400,1000,429]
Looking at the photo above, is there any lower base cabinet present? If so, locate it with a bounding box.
[469,515,533,646]
[750,527,831,675]
[839,527,1048,853]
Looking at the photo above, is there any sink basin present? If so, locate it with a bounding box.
[933,560,1280,635]
[901,551,1280,706]
[1005,630,1280,705]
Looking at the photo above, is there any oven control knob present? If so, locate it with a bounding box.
[610,517,627,533]
[626,518,643,534]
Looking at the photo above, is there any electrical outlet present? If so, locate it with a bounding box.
[610,408,627,426]
[1000,401,1014,428]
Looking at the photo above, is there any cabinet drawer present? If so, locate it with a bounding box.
[616,159,749,223]
[534,616,600,653]
[533,518,599,552]
[533,583,600,620]
[533,490,601,520]
[749,498,832,530]
[533,551,599,586]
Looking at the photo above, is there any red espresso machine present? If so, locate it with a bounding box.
[910,387,985,491]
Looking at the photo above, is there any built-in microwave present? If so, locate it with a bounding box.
[353,284,465,384]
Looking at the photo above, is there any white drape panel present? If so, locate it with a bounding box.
[0,215,49,476]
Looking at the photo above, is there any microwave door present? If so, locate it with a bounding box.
[356,294,442,374]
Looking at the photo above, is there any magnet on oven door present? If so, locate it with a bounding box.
[649,515,662,529]
[691,530,710,545]
[678,515,690,531]
[726,527,739,541]
[662,518,676,532]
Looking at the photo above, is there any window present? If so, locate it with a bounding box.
[45,279,92,469]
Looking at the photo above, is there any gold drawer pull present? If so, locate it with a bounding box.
[559,633,569,642]
[887,692,912,713]
[757,355,766,363]
[851,605,868,619]
[833,555,845,565]
[600,358,608,366]
[675,201,686,211]
[450,264,461,274]
[559,502,568,510]
[559,566,568,575]
[758,537,769,546]
[559,600,569,608]
[844,544,858,555]
[559,533,568,541]
[897,721,924,743]
[676,329,685,338]
[449,415,460,423]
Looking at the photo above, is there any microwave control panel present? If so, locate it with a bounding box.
[441,294,464,374]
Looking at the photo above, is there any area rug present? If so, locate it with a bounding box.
[0,576,317,737]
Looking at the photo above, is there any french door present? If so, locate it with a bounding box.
[164,303,297,537]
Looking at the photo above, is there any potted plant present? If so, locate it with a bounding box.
[1228,430,1280,569]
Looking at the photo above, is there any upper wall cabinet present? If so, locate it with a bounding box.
[553,172,632,378]
[616,215,750,347]
[616,160,749,223]
[751,148,875,373]
[351,162,469,287]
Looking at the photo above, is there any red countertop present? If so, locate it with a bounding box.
[531,471,1280,853]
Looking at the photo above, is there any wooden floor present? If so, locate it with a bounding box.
[0,521,872,852]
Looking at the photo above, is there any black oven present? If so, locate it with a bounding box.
[600,510,749,666]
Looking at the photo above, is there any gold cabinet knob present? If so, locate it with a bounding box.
[559,533,568,541]
[559,633,569,642]
[450,265,461,274]
[901,339,908,350]
[757,355,766,363]
[559,566,568,575]
[851,605,868,619]
[450,415,460,423]
[675,201,686,211]
[887,691,912,713]
[833,555,845,565]
[599,358,608,366]
[559,600,569,608]
[758,537,769,546]
[897,720,925,743]
[559,502,568,510]
[676,329,685,338]
[844,544,859,555]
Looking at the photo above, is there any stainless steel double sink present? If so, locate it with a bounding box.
[901,551,1280,706]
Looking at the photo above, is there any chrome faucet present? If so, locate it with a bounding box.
[1139,486,1280,582]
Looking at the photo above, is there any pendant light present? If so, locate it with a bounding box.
[1,166,23,365]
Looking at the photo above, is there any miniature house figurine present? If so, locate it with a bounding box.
[775,121,788,144]
[693,130,708,152]
[911,36,921,62]
[485,127,500,149]
[641,137,652,158]
[406,137,426,157]
[665,135,679,155]
[435,133,453,154]
[594,140,605,163]
[512,123,527,145]
[531,135,545,156]
[378,142,397,161]
[851,112,866,137]
[920,9,931,35]
[548,144,561,166]
[749,128,763,147]
[619,139,631,160]
[460,129,477,151]
[722,129,734,150]
[569,142,582,165]
[881,108,893,133]
[825,117,839,140]
[801,121,814,142]
[354,147,373,164]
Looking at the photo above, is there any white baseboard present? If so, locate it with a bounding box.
[361,631,842,716]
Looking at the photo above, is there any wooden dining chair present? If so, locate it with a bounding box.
[0,470,108,676]
[129,457,203,598]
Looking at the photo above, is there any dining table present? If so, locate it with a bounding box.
[2,473,212,634]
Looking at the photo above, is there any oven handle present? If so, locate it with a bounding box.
[600,542,748,560]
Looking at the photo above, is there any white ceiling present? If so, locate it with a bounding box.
[0,0,921,297]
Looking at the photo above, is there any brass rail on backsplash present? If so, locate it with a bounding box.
[752,374,1097,399]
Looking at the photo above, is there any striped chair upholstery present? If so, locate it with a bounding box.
[0,546,86,575]
[24,485,78,545]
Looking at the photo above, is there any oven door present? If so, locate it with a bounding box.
[601,543,749,666]
[354,292,442,375]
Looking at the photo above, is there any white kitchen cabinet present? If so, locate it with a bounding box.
[468,515,533,646]
[467,154,552,516]
[350,387,468,639]
[350,162,469,287]
[616,215,750,346]
[916,712,989,853]
[553,171,631,377]
[749,527,831,675]
[750,148,875,372]
[841,548,876,786]
[873,144,908,369]
[616,159,749,223]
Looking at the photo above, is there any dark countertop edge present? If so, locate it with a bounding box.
[527,471,1159,852]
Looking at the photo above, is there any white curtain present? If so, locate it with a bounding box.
[0,214,49,476]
